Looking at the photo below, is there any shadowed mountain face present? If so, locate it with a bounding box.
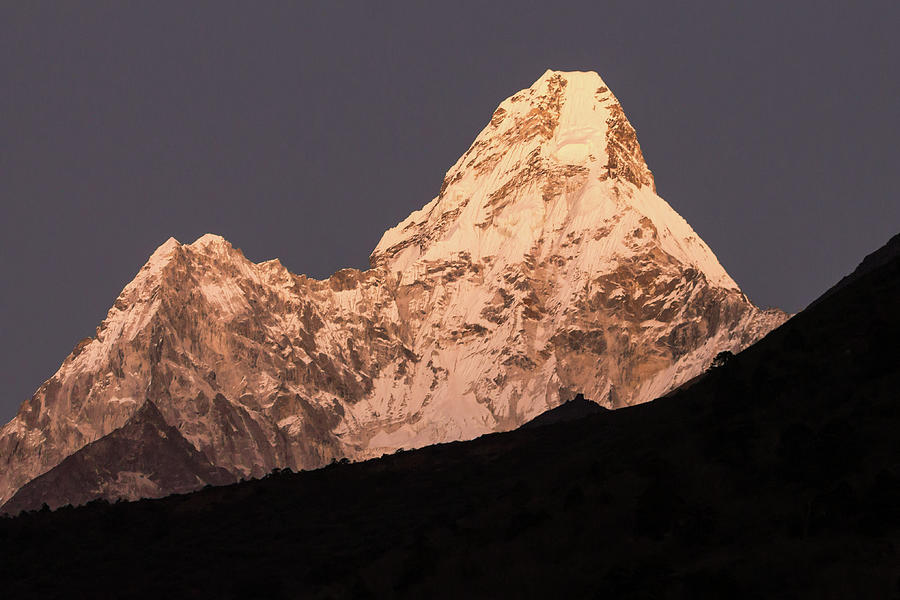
[0,234,896,598]
[0,70,785,507]
[1,401,234,514]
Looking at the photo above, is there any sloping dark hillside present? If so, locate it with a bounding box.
[0,234,898,599]
[520,393,606,428]
[810,231,900,309]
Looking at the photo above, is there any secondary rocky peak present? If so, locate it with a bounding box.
[149,236,181,261]
[136,234,240,278]
[129,236,182,287]
[190,233,232,252]
[1,396,235,514]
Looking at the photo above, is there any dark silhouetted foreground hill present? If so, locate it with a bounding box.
[521,393,607,429]
[810,231,900,309]
[0,234,898,598]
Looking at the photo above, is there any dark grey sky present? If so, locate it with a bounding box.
[2,2,898,422]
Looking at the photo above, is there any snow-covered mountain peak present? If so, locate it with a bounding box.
[0,69,787,509]
[138,236,181,276]
[117,237,184,303]
[369,69,738,291]
[190,233,231,250]
[469,69,650,177]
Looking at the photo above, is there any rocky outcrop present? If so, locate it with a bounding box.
[0,70,787,506]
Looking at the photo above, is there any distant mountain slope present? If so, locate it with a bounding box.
[0,233,895,599]
[0,69,785,507]
[1,401,234,514]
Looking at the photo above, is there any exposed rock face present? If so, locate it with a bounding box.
[1,401,234,514]
[0,70,787,506]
